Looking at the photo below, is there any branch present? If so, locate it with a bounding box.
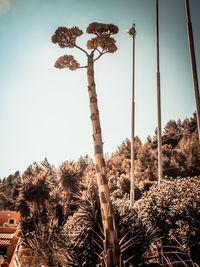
[74,44,89,56]
[78,65,87,69]
[96,48,101,55]
[94,51,108,62]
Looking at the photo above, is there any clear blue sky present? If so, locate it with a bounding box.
[0,0,200,179]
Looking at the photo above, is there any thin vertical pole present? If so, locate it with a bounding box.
[126,24,136,206]
[185,0,200,144]
[130,25,136,207]
[156,0,163,183]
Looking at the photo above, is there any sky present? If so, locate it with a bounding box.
[0,0,200,179]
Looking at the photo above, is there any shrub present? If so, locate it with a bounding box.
[135,176,200,265]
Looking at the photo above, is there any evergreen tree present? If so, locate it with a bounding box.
[162,119,182,147]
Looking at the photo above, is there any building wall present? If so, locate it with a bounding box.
[7,232,19,262]
[0,211,20,227]
[0,211,20,263]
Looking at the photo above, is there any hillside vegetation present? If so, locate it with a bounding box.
[0,113,199,266]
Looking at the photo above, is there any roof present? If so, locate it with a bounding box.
[0,232,15,245]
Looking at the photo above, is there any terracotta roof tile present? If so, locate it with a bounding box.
[0,232,15,245]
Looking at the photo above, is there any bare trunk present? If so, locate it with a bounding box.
[87,53,119,266]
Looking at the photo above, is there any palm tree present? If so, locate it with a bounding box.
[58,161,83,216]
[52,22,119,266]
[59,162,82,196]
[17,162,70,266]
[20,167,50,211]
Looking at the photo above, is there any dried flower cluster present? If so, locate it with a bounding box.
[51,26,83,48]
[87,34,117,53]
[86,22,118,35]
[51,22,119,73]
[54,55,80,70]
[86,22,118,52]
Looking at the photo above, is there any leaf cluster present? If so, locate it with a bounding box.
[20,169,50,207]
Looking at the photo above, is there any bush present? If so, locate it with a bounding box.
[135,176,200,265]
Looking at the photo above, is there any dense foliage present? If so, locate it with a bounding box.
[0,114,199,266]
[135,177,200,265]
[106,113,199,183]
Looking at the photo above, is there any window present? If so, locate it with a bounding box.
[8,219,15,224]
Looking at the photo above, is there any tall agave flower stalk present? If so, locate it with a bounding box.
[52,22,119,266]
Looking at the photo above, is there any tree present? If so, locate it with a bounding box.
[106,137,142,182]
[162,120,182,148]
[59,161,83,216]
[20,165,51,211]
[52,22,119,266]
[136,176,200,265]
[0,171,20,211]
[17,162,70,266]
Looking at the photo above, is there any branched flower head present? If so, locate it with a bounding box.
[86,22,118,35]
[87,35,117,53]
[86,22,118,53]
[54,55,80,70]
[52,26,83,48]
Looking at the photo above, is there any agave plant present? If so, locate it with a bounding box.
[65,185,160,267]
[65,185,103,266]
[52,22,119,265]
[157,235,198,267]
